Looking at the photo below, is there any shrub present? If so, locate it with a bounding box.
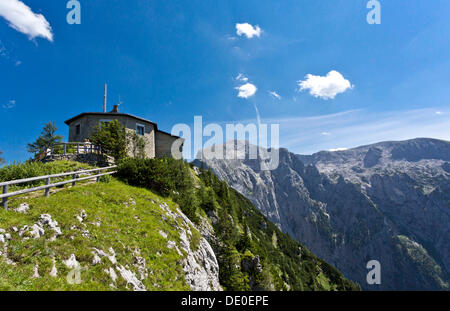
[0,160,93,189]
[89,120,147,161]
[99,174,112,183]
[129,132,146,159]
[116,157,199,223]
[89,120,127,161]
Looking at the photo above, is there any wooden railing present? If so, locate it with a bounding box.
[0,166,117,210]
[49,142,102,156]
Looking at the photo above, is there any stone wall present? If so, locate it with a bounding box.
[155,131,184,158]
[67,115,156,158]
[42,153,114,167]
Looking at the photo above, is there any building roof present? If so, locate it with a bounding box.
[64,112,182,139]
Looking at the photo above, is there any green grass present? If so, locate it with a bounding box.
[0,160,95,192]
[115,158,360,291]
[0,179,191,291]
[0,158,360,291]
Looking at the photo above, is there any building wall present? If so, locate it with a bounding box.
[155,131,184,158]
[68,115,156,158]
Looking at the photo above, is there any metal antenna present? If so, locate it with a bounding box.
[103,84,107,112]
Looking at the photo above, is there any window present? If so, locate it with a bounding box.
[136,124,145,136]
[75,124,81,135]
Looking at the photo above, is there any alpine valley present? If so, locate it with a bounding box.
[195,138,450,290]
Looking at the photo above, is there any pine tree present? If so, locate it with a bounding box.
[27,122,63,155]
[0,150,5,165]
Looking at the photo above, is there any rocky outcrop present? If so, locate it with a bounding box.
[196,138,450,290]
[158,202,222,291]
[1,196,221,291]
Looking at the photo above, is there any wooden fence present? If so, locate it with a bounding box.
[0,166,117,210]
[49,142,102,156]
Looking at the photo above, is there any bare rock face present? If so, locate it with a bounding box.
[159,203,222,291]
[196,138,450,290]
[363,147,382,168]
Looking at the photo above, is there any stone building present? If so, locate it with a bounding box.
[64,105,184,159]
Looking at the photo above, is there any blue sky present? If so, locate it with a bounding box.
[1,0,449,163]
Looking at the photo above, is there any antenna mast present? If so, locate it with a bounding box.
[103,84,107,112]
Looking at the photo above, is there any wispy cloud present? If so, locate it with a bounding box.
[2,100,16,109]
[298,70,353,100]
[269,91,281,100]
[0,0,53,41]
[235,73,248,82]
[263,108,450,154]
[236,23,262,39]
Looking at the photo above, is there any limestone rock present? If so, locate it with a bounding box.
[14,203,30,214]
[116,265,146,291]
[196,138,450,290]
[63,254,80,269]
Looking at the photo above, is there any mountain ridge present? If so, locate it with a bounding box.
[195,138,450,290]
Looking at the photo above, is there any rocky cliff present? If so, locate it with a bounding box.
[196,138,450,290]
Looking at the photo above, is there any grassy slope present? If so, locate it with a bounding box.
[0,161,94,192]
[0,159,359,291]
[0,179,191,290]
[115,158,359,291]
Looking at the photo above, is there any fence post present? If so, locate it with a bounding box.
[45,178,51,197]
[77,144,80,155]
[64,144,67,155]
[96,170,101,182]
[2,185,8,210]
[72,174,77,187]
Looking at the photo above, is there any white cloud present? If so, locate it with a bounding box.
[235,73,248,82]
[0,0,53,41]
[329,148,348,152]
[298,70,353,100]
[435,111,443,115]
[3,100,16,109]
[321,132,331,136]
[236,83,257,99]
[236,23,262,39]
[269,91,281,100]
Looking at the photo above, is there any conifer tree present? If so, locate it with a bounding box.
[27,121,63,155]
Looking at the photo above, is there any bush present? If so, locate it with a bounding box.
[0,160,94,189]
[89,120,127,161]
[0,162,44,186]
[116,157,199,223]
[99,174,112,183]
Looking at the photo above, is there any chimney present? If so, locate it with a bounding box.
[111,104,119,113]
